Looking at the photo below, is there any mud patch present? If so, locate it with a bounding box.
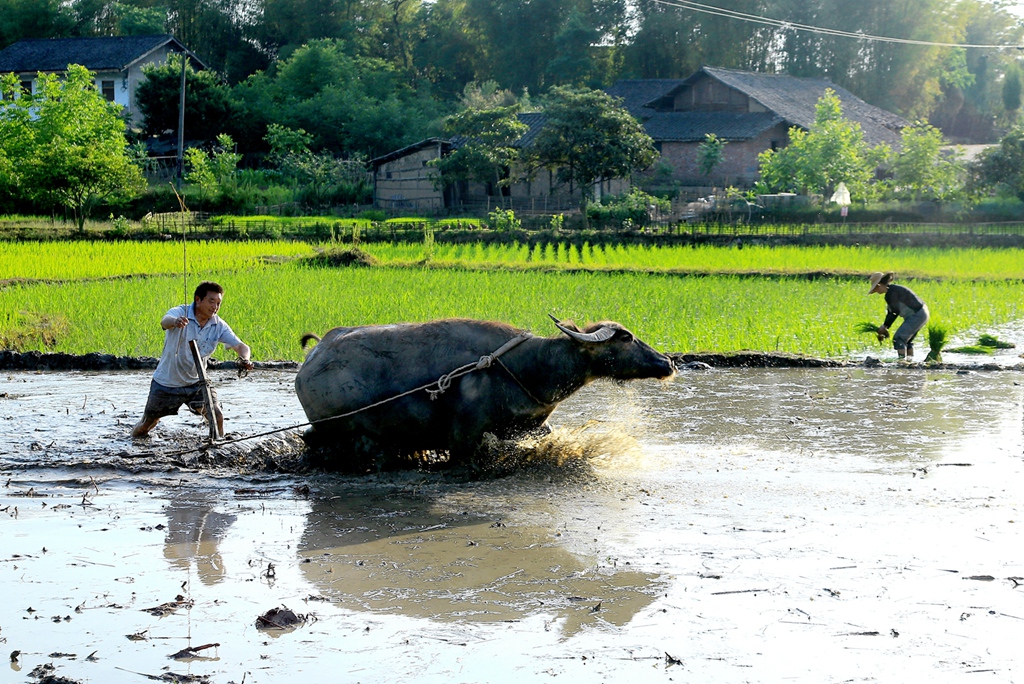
[299,247,378,268]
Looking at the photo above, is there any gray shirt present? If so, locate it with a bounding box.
[883,284,925,329]
[152,303,242,387]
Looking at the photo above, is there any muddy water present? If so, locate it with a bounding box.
[2,367,1023,683]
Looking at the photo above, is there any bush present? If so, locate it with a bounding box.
[586,188,670,229]
[487,208,521,231]
[358,209,387,222]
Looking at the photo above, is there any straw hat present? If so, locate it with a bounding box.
[867,272,894,294]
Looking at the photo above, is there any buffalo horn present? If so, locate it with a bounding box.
[548,313,616,343]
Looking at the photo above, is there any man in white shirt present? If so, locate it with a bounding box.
[132,281,253,438]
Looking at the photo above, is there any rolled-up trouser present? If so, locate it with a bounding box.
[893,304,929,353]
[142,379,220,420]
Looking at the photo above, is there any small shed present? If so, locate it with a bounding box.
[371,113,628,213]
[371,138,453,211]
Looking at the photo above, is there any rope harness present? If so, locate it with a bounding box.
[136,332,538,460]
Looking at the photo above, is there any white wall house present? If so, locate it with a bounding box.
[0,35,204,126]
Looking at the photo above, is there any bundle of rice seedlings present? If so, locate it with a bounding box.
[945,345,995,355]
[978,334,1015,349]
[854,321,881,334]
[924,324,947,363]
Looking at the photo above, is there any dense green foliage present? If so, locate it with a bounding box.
[135,54,235,140]
[756,90,886,204]
[4,0,1022,154]
[531,87,658,215]
[892,122,964,202]
[0,66,145,229]
[431,104,528,194]
[228,39,447,157]
[972,125,1024,203]
[696,134,726,178]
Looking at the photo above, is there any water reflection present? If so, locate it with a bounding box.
[162,491,237,585]
[296,488,661,635]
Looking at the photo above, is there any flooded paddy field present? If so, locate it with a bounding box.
[1,366,1023,683]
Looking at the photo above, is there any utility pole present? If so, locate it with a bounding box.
[176,51,188,189]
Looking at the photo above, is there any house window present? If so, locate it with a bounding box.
[20,80,32,96]
[101,80,116,102]
[386,171,392,179]
[770,140,781,151]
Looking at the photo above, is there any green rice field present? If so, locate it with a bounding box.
[6,240,1024,282]
[2,242,1024,362]
[0,240,315,280]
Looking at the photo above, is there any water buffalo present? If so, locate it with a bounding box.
[294,316,675,468]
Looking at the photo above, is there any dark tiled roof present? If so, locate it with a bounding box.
[642,111,784,142]
[511,112,547,147]
[0,35,199,73]
[376,113,545,167]
[448,112,547,150]
[370,138,452,167]
[704,66,906,146]
[649,66,908,147]
[604,79,687,119]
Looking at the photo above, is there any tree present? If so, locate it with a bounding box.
[0,0,73,50]
[0,65,145,230]
[183,132,242,206]
[530,86,657,221]
[972,124,1024,203]
[891,122,964,202]
[263,124,370,207]
[230,40,444,158]
[696,133,726,178]
[1002,62,1022,120]
[756,89,888,205]
[430,104,528,197]
[135,54,235,140]
[545,10,601,87]
[70,1,166,36]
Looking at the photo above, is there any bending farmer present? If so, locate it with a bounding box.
[132,281,253,438]
[868,272,929,361]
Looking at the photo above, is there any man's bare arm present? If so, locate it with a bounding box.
[228,342,252,366]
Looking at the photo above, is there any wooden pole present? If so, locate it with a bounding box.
[188,339,220,440]
[176,52,188,189]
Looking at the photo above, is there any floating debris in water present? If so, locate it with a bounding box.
[256,606,308,630]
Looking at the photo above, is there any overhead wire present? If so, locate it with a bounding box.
[650,0,1024,50]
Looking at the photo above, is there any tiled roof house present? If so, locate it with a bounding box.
[0,35,204,125]
[608,66,908,186]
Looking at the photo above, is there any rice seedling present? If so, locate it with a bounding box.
[0,240,315,280]
[945,345,995,354]
[854,321,881,334]
[3,265,1021,360]
[977,334,1015,349]
[925,324,947,363]
[349,242,1024,281]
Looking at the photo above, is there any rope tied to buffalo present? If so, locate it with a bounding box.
[426,333,533,400]
[130,332,535,460]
